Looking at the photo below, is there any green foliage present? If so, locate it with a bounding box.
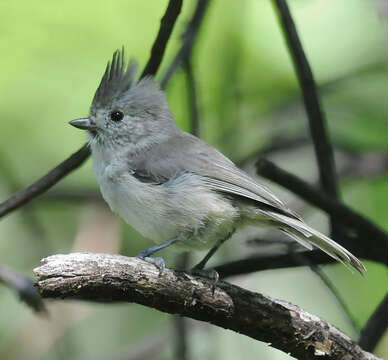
[0,0,387,359]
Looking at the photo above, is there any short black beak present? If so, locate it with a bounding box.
[69,118,97,131]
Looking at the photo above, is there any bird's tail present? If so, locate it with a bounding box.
[264,211,366,275]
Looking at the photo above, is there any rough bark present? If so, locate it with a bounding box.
[34,253,380,360]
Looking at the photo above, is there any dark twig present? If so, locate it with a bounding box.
[291,252,360,335]
[273,0,338,200]
[161,0,210,89]
[0,2,183,220]
[242,237,359,334]
[174,252,192,360]
[256,158,388,265]
[215,250,333,278]
[0,265,46,313]
[358,292,388,352]
[174,314,189,360]
[0,144,91,219]
[238,135,388,180]
[140,0,183,79]
[242,136,309,163]
[41,188,103,203]
[173,39,202,360]
[35,253,380,360]
[273,0,346,257]
[184,60,200,136]
[272,1,387,351]
[0,148,48,248]
[38,146,388,206]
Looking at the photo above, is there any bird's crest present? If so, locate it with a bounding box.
[92,48,138,108]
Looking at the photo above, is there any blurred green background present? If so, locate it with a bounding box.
[0,0,387,359]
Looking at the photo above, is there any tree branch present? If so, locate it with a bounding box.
[358,292,388,352]
[184,60,200,137]
[215,250,333,278]
[34,253,379,360]
[0,265,46,313]
[0,0,183,220]
[256,158,388,266]
[140,0,183,79]
[0,144,91,219]
[161,0,210,89]
[273,0,338,199]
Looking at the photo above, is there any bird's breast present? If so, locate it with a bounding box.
[94,160,239,249]
[96,163,170,240]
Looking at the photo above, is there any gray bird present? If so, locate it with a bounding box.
[70,49,365,275]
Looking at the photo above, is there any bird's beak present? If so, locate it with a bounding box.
[69,118,97,131]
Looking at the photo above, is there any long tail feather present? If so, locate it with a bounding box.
[265,212,366,275]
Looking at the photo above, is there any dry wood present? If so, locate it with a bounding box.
[35,253,380,360]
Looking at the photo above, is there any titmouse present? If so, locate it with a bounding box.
[70,49,365,275]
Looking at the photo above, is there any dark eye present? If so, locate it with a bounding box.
[110,110,124,122]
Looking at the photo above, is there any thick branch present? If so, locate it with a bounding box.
[140,0,183,79]
[35,253,379,360]
[257,158,388,265]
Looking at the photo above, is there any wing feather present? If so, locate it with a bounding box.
[128,132,300,219]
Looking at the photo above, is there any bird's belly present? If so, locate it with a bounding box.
[99,178,177,242]
[98,170,239,249]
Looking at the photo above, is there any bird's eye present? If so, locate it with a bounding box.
[110,110,124,122]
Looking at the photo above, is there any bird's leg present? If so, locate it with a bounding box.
[190,230,235,292]
[136,237,181,274]
[193,230,235,271]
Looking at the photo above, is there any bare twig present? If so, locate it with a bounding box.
[140,0,183,79]
[38,148,388,205]
[41,188,102,203]
[273,0,338,199]
[174,314,189,360]
[172,14,205,357]
[0,265,46,313]
[256,158,388,265]
[0,144,91,219]
[0,148,48,248]
[34,253,380,360]
[161,0,210,89]
[174,252,192,360]
[272,4,351,305]
[291,252,360,335]
[0,0,183,220]
[215,250,333,278]
[239,136,310,165]
[184,60,200,136]
[358,292,388,352]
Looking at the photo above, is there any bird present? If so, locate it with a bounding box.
[69,49,365,276]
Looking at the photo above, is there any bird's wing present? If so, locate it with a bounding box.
[129,132,300,219]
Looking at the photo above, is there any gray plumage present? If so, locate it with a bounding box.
[92,48,138,109]
[71,49,366,275]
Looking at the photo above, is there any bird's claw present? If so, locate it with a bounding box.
[189,268,219,295]
[136,254,165,275]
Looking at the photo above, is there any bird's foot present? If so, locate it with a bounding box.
[189,267,219,295]
[135,237,182,275]
[136,252,165,275]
